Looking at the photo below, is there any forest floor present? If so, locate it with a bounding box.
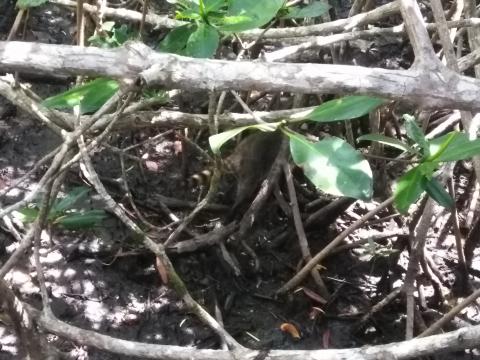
[1,1,480,359]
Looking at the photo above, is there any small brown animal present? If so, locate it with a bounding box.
[192,130,283,218]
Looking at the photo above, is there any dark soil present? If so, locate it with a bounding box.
[1,2,480,360]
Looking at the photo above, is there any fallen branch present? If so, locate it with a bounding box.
[2,41,480,110]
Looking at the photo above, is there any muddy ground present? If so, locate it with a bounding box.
[1,1,480,360]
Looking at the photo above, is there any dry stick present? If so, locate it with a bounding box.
[50,0,183,29]
[77,125,242,350]
[237,140,289,240]
[164,93,221,246]
[0,76,68,134]
[0,84,126,218]
[430,0,476,277]
[6,9,24,41]
[277,196,394,294]
[26,293,480,360]
[448,174,468,272]
[139,0,148,40]
[355,287,403,331]
[419,286,480,337]
[0,147,59,198]
[242,0,400,40]
[430,0,480,182]
[58,88,134,173]
[32,179,56,316]
[0,225,38,279]
[0,279,49,359]
[283,163,330,300]
[458,46,480,71]
[331,230,408,254]
[119,154,166,232]
[404,199,435,340]
[32,170,69,318]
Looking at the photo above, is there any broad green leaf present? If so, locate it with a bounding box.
[288,133,373,200]
[186,23,220,58]
[417,161,438,178]
[209,122,279,154]
[281,1,330,19]
[89,23,130,48]
[218,0,284,32]
[424,178,454,209]
[203,0,226,12]
[52,187,90,214]
[428,132,480,162]
[216,15,255,31]
[42,78,119,114]
[13,207,39,223]
[16,0,47,8]
[158,24,197,54]
[404,114,429,157]
[177,9,203,20]
[394,167,426,213]
[291,96,386,123]
[357,134,415,153]
[55,210,108,229]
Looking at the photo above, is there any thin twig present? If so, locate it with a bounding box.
[277,196,394,294]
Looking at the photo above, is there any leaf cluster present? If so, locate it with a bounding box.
[160,0,329,58]
[14,187,108,230]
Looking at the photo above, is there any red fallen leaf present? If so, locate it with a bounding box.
[322,329,331,349]
[174,140,183,155]
[309,306,325,320]
[155,257,169,284]
[144,160,159,172]
[280,323,301,339]
[302,287,327,305]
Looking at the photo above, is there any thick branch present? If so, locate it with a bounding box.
[30,308,480,360]
[2,41,480,111]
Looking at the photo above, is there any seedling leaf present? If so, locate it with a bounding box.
[288,133,373,200]
[357,134,415,153]
[209,123,279,154]
[42,78,119,114]
[429,132,480,162]
[186,23,219,58]
[16,0,47,8]
[218,0,284,32]
[158,23,197,54]
[424,178,454,209]
[404,114,429,157]
[282,1,330,19]
[291,96,386,123]
[53,187,91,214]
[394,167,426,213]
[55,210,108,229]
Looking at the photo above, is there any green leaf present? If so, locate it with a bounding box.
[404,114,429,157]
[291,96,386,123]
[16,0,47,8]
[158,24,197,54]
[203,0,226,13]
[428,132,480,162]
[52,187,90,214]
[209,122,279,154]
[218,0,284,32]
[394,167,426,213]
[13,207,39,223]
[424,178,454,209]
[55,210,108,230]
[42,78,119,114]
[281,1,330,19]
[186,23,220,58]
[288,133,373,200]
[357,134,415,153]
